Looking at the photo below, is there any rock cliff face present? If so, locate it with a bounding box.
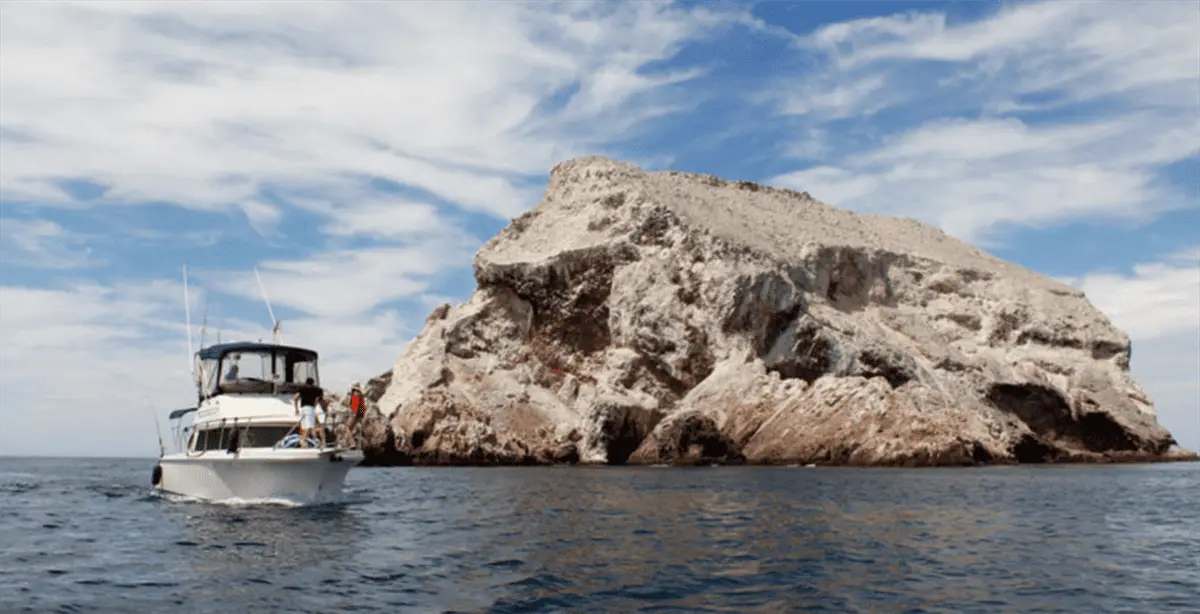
[362,156,1193,466]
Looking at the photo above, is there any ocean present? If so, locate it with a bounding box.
[1,457,1197,613]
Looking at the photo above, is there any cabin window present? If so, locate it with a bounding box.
[196,426,231,451]
[290,357,319,388]
[191,425,305,451]
[217,350,278,394]
[240,426,295,448]
[221,351,271,384]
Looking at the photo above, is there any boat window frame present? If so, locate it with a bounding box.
[196,345,321,400]
[186,421,309,453]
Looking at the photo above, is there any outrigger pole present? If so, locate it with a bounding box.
[183,264,194,375]
[184,264,208,396]
[152,406,166,458]
[253,266,281,345]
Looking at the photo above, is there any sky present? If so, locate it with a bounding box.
[1,0,1197,458]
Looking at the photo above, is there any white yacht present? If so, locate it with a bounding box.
[152,340,364,504]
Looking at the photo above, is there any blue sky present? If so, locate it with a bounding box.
[1,0,1197,457]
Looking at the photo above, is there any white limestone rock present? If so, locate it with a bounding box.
[366,156,1193,466]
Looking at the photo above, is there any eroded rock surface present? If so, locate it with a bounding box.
[363,156,1194,466]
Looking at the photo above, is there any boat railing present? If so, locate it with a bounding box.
[184,415,334,455]
[272,421,303,449]
[271,419,336,450]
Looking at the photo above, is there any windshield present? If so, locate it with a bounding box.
[211,348,319,395]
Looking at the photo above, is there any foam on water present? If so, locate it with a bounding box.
[157,491,310,507]
[154,488,365,508]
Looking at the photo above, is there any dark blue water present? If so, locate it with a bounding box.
[2,458,1198,613]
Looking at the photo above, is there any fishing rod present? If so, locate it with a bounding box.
[151,407,165,458]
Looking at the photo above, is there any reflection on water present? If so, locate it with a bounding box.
[167,501,368,576]
[1,459,1199,613]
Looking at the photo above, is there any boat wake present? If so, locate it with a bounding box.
[154,489,370,508]
[157,490,314,508]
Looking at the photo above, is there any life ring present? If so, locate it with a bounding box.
[151,464,162,486]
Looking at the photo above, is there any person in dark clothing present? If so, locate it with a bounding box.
[293,377,327,448]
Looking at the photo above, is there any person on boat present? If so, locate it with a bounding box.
[223,354,240,382]
[344,381,367,447]
[293,377,327,449]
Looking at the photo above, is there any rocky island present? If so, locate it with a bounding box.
[340,156,1195,467]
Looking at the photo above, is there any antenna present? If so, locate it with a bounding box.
[183,265,194,375]
[253,266,280,344]
[195,294,210,394]
[199,295,210,349]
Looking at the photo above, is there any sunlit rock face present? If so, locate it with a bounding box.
[359,156,1192,467]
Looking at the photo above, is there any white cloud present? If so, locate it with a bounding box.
[770,114,1198,243]
[0,1,750,224]
[782,128,832,160]
[237,200,283,239]
[0,218,99,269]
[317,199,450,241]
[802,1,1200,109]
[0,282,198,456]
[780,74,895,119]
[768,2,1199,244]
[1064,247,1200,341]
[201,234,478,321]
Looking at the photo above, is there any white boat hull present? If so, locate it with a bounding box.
[154,448,364,504]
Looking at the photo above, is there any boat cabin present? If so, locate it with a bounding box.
[195,341,321,401]
[160,342,334,455]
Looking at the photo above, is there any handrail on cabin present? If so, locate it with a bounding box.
[181,414,335,453]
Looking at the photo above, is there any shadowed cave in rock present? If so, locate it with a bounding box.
[987,383,1140,456]
[599,407,662,465]
[656,414,743,465]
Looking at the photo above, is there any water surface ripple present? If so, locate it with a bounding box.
[2,458,1198,613]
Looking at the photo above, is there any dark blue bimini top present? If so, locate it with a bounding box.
[196,342,318,361]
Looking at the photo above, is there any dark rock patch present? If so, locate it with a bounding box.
[855,348,917,389]
[987,382,1143,455]
[1010,434,1057,463]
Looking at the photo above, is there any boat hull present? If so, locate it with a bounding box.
[154,449,363,504]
